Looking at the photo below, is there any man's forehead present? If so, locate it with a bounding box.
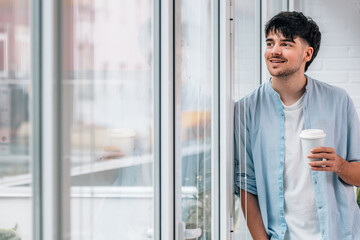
[267,30,295,40]
[266,30,307,44]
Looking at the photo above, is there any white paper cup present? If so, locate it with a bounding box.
[106,128,136,156]
[299,129,326,161]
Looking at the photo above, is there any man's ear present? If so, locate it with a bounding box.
[305,46,314,62]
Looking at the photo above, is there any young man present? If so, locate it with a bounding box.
[234,11,360,240]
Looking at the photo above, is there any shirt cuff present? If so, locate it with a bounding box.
[240,178,257,195]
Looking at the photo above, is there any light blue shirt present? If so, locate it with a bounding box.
[234,76,360,240]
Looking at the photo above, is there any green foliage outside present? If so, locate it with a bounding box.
[357,188,360,208]
[0,224,21,240]
[183,147,212,240]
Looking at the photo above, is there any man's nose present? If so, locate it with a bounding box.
[271,44,281,55]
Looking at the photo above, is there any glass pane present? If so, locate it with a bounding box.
[0,0,32,239]
[176,0,214,239]
[232,1,259,101]
[265,0,285,20]
[62,0,154,239]
[232,0,266,239]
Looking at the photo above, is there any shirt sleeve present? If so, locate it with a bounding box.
[234,100,257,196]
[346,95,360,163]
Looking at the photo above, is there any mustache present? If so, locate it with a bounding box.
[268,57,287,61]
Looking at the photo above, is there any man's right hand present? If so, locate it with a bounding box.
[101,145,125,160]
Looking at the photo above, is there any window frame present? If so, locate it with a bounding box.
[30,0,231,239]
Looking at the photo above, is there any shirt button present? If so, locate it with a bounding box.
[318,206,322,209]
[314,180,318,184]
[281,113,284,116]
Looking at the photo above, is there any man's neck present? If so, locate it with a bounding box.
[271,74,307,106]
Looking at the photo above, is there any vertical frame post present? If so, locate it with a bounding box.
[160,0,175,239]
[41,0,70,239]
[219,0,233,239]
[31,0,42,238]
[212,0,220,238]
[154,0,161,239]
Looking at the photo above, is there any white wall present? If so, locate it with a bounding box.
[295,0,360,117]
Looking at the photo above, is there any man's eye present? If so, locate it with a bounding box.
[266,43,273,47]
[283,43,291,47]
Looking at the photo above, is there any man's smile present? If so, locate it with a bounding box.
[269,58,286,63]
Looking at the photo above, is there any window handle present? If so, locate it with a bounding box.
[178,222,202,240]
[146,228,153,238]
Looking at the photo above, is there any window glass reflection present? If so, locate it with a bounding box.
[0,0,32,239]
[63,0,154,239]
[177,0,213,239]
[232,1,259,239]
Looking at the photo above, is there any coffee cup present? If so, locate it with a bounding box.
[299,129,326,161]
[106,128,136,157]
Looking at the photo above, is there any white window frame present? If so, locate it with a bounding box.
[40,0,70,239]
[30,0,232,239]
[219,0,233,239]
[160,0,175,239]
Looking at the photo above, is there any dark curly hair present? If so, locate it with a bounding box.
[265,11,321,72]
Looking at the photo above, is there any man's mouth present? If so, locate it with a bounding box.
[269,58,286,63]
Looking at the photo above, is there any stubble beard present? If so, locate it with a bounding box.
[267,59,304,78]
[269,66,300,78]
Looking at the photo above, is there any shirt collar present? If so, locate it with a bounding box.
[265,74,313,101]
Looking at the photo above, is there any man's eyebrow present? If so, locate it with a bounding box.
[280,38,296,43]
[265,38,296,43]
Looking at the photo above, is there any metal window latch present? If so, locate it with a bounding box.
[178,222,202,240]
[229,0,234,35]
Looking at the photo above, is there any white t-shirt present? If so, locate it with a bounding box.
[282,94,322,240]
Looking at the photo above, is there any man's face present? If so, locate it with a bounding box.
[264,30,313,78]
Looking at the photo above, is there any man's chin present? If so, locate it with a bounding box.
[268,70,295,78]
[267,67,283,76]
[268,71,285,77]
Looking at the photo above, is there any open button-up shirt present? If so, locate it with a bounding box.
[234,76,360,240]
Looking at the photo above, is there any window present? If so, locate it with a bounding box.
[62,0,155,239]
[175,0,216,239]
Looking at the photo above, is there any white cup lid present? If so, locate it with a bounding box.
[107,128,136,138]
[299,129,326,139]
